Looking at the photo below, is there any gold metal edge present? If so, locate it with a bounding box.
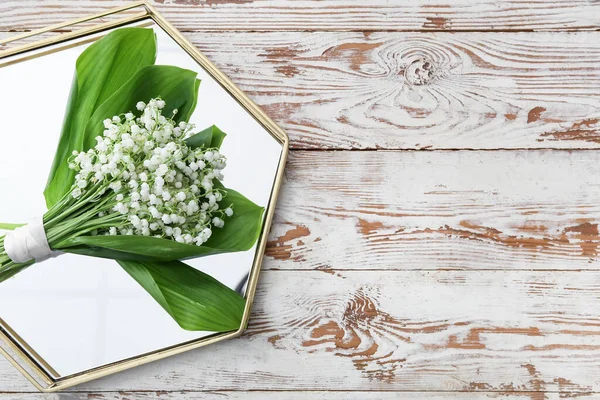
[239,139,289,332]
[0,342,48,392]
[0,11,150,60]
[0,1,147,45]
[0,1,290,392]
[0,20,155,70]
[48,330,240,392]
[0,318,59,377]
[0,327,53,388]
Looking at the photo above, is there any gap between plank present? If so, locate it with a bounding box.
[262,268,600,272]
[0,389,596,394]
[292,148,600,152]
[2,27,600,34]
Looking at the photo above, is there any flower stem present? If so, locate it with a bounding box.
[0,182,123,283]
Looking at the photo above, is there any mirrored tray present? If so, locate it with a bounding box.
[0,2,288,392]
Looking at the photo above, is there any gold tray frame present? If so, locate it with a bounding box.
[0,2,289,392]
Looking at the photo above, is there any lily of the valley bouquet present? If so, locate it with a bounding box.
[0,28,264,332]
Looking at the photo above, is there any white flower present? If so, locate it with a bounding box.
[201,179,213,192]
[149,207,161,218]
[156,164,169,176]
[199,227,212,243]
[68,98,231,245]
[130,215,141,227]
[207,194,216,205]
[96,141,108,152]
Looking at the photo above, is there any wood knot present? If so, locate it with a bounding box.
[404,58,436,86]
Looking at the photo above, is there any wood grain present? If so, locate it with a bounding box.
[266,150,600,271]
[191,31,600,150]
[1,0,600,32]
[0,270,599,397]
[5,31,600,150]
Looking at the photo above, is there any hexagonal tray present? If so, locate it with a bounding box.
[0,2,287,391]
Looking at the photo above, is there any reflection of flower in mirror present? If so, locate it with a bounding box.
[68,98,233,246]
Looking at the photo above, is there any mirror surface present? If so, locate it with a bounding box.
[0,20,282,378]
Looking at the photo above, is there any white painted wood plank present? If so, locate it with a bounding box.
[1,0,599,32]
[0,151,597,393]
[188,31,600,149]
[4,31,600,149]
[0,270,598,395]
[266,150,600,271]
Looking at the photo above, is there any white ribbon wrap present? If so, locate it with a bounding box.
[4,217,58,263]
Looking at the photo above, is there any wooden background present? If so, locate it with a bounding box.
[2,0,600,398]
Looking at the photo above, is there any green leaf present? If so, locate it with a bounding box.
[63,246,159,262]
[85,65,201,145]
[58,187,264,261]
[44,27,157,208]
[0,223,24,230]
[118,259,245,331]
[186,125,227,150]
